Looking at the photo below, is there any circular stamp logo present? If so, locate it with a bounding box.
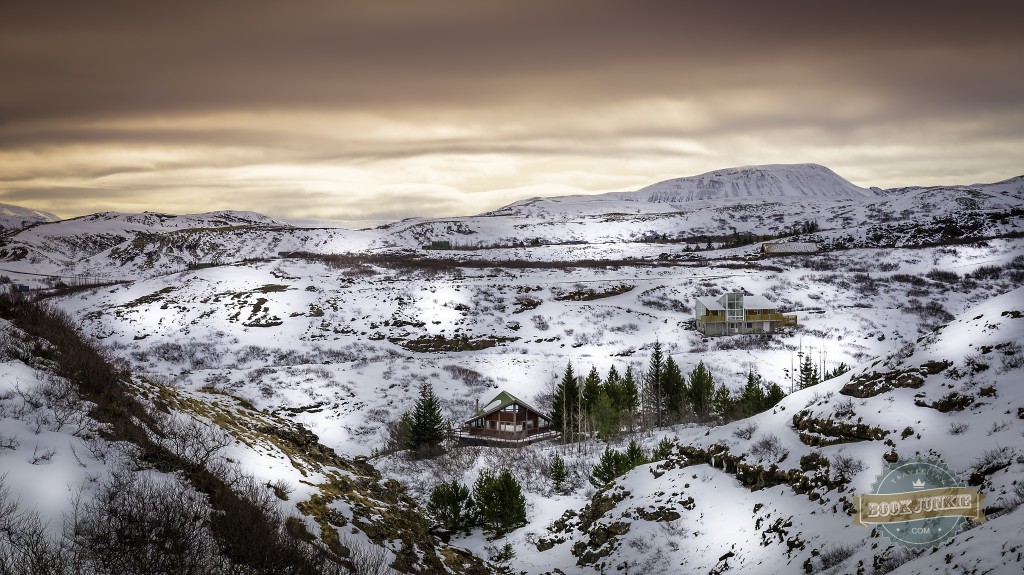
[853,456,986,549]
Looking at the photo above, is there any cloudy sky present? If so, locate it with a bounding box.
[2,1,1021,221]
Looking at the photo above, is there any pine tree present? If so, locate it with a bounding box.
[662,355,687,422]
[604,365,623,410]
[427,480,475,534]
[590,445,629,487]
[765,383,786,408]
[823,362,850,381]
[624,439,647,467]
[550,362,579,438]
[739,369,768,417]
[643,341,665,427]
[688,361,714,418]
[549,454,568,493]
[474,469,527,535]
[582,366,602,414]
[591,391,620,440]
[407,383,446,454]
[651,437,675,461]
[711,383,733,417]
[621,366,639,414]
[798,353,820,389]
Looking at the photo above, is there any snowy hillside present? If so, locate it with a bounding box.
[0,202,59,231]
[630,163,875,202]
[3,163,1023,574]
[529,287,1024,574]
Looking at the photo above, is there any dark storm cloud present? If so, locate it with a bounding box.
[1,0,1022,218]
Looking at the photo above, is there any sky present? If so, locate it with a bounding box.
[2,0,1022,221]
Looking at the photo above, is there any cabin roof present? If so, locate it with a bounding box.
[695,297,725,311]
[742,295,776,309]
[466,390,549,423]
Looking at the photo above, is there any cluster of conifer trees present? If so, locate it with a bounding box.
[550,342,788,440]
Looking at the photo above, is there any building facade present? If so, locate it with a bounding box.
[694,292,796,336]
[459,391,555,445]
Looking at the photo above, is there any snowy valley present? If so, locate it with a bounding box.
[2,163,1023,574]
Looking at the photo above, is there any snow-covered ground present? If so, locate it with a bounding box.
[3,163,1023,573]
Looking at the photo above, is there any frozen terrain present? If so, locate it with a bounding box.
[2,163,1023,574]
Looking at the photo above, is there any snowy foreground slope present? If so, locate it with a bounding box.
[525,287,1024,575]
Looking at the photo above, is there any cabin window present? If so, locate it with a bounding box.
[488,420,496,430]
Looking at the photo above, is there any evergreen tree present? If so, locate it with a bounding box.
[662,356,687,422]
[407,383,446,454]
[711,383,734,417]
[427,480,475,534]
[550,362,579,438]
[582,366,602,414]
[823,362,851,381]
[739,369,768,417]
[651,436,675,461]
[688,361,714,418]
[624,439,647,468]
[590,445,630,487]
[765,383,786,408]
[549,454,568,493]
[798,353,820,389]
[473,469,527,535]
[621,366,639,414]
[604,365,623,409]
[643,341,665,427]
[591,391,620,441]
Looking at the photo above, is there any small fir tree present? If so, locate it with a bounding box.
[407,383,446,454]
[473,469,527,535]
[624,439,647,468]
[739,369,768,417]
[550,362,579,438]
[427,480,475,534]
[662,356,687,422]
[582,366,602,414]
[711,383,734,417]
[798,353,820,389]
[590,445,629,487]
[549,454,568,493]
[765,383,786,408]
[688,361,715,418]
[651,436,675,461]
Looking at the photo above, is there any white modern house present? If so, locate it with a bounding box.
[694,292,796,336]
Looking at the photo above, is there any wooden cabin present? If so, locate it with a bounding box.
[694,292,797,336]
[458,391,556,446]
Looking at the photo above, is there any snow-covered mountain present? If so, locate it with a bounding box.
[629,163,875,201]
[0,202,59,231]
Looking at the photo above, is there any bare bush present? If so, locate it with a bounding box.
[948,421,970,435]
[749,433,788,463]
[732,421,758,440]
[831,454,866,480]
[344,536,396,575]
[1000,341,1023,371]
[67,468,224,575]
[156,414,233,468]
[0,474,66,574]
[531,314,550,331]
[819,542,858,570]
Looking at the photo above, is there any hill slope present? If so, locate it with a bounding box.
[0,202,59,231]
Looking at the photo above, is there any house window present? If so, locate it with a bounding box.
[488,420,496,430]
[746,322,752,328]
